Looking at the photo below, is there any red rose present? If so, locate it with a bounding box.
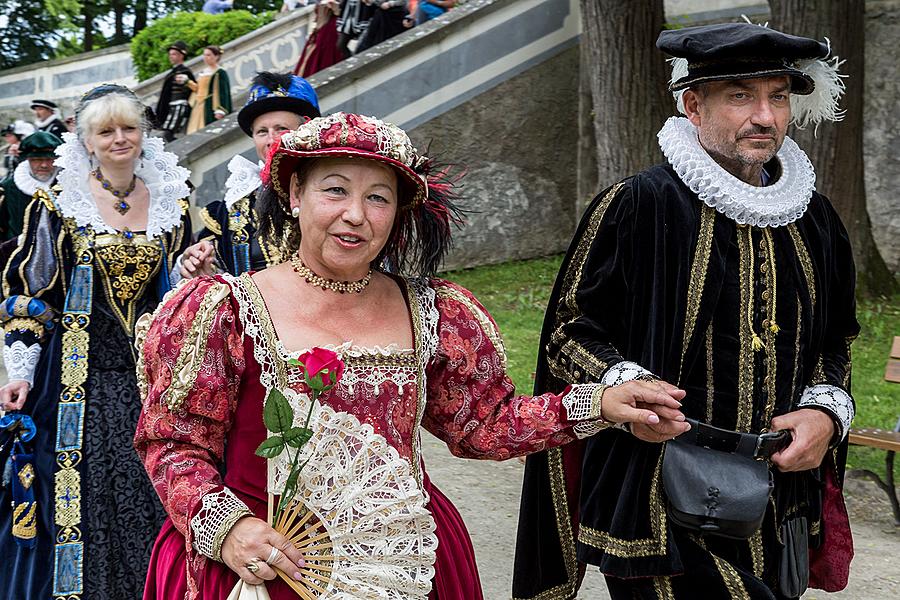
[293,347,345,391]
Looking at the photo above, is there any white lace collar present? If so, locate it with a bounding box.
[223,154,262,208]
[54,132,191,239]
[12,161,56,197]
[657,117,815,227]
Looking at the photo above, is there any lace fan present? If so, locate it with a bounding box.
[266,403,437,599]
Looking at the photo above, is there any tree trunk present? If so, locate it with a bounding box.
[580,0,670,189]
[113,1,126,44]
[134,0,148,34]
[770,0,897,296]
[83,4,94,51]
[576,42,598,216]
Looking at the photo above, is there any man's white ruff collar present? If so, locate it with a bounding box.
[223,154,262,208]
[12,161,55,197]
[657,117,815,227]
[54,132,190,239]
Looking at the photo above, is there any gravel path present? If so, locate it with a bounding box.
[422,432,900,599]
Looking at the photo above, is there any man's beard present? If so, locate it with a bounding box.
[31,167,58,182]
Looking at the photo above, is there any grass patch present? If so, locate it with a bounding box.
[443,256,899,474]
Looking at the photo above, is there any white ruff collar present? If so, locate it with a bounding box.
[54,132,190,240]
[657,117,815,227]
[12,161,56,197]
[223,154,262,208]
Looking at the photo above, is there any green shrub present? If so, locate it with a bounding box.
[130,10,275,81]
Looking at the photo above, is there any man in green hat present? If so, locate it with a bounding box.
[0,130,62,240]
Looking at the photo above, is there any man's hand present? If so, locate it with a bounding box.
[179,240,216,279]
[769,408,835,472]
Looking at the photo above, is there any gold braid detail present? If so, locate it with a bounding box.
[678,204,715,382]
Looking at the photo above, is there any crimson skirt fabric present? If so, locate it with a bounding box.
[294,15,343,78]
[142,472,483,599]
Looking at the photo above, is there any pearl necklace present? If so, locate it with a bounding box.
[291,254,372,294]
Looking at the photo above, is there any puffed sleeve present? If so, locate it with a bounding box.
[422,280,611,461]
[133,275,251,562]
[1,191,65,385]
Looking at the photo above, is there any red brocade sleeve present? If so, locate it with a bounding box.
[134,276,247,556]
[422,280,609,461]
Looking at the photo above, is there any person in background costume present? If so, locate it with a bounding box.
[513,22,858,600]
[336,0,375,58]
[186,45,233,134]
[0,84,192,600]
[30,99,67,139]
[3,120,36,175]
[176,72,320,281]
[0,131,62,242]
[155,41,196,142]
[294,0,343,78]
[134,111,687,600]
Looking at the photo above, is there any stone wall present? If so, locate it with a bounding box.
[864,1,900,274]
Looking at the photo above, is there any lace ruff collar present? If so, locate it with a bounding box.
[223,154,262,208]
[54,132,190,239]
[657,117,815,227]
[12,161,56,197]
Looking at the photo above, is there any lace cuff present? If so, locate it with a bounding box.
[563,383,611,439]
[601,361,656,386]
[3,340,41,387]
[189,488,253,562]
[798,384,854,441]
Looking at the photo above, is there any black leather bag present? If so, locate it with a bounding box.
[662,436,774,540]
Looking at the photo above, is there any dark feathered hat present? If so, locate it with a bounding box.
[18,131,63,159]
[237,72,321,136]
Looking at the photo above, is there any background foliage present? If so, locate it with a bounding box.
[130,9,275,80]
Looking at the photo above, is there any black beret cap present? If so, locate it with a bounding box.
[657,23,829,94]
[30,99,59,110]
[167,40,189,56]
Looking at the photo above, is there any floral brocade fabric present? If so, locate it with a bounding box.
[135,274,590,598]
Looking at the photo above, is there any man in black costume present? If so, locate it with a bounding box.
[155,41,196,142]
[30,100,67,139]
[513,23,858,600]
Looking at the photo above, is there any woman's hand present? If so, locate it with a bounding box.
[179,241,216,279]
[0,380,30,411]
[601,379,689,435]
[221,516,307,585]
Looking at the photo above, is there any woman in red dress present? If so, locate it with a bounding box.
[134,112,687,599]
[294,0,343,78]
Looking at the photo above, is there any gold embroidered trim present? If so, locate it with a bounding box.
[761,231,778,427]
[679,204,715,381]
[510,447,579,600]
[578,449,667,557]
[406,278,428,491]
[12,501,37,539]
[749,530,765,578]
[653,576,675,600]
[787,224,816,313]
[4,317,45,339]
[162,282,231,411]
[199,206,223,236]
[736,227,754,432]
[790,298,802,406]
[435,284,508,371]
[94,240,162,333]
[711,550,750,599]
[705,324,714,424]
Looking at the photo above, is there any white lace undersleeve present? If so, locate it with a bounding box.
[657,116,815,228]
[562,383,611,439]
[54,132,189,240]
[189,487,253,562]
[601,361,655,386]
[223,155,262,208]
[798,384,854,441]
[3,340,41,387]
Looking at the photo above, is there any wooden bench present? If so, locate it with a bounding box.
[847,336,900,525]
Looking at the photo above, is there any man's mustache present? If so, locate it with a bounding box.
[738,125,777,138]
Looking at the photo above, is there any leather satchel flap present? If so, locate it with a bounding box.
[662,439,773,523]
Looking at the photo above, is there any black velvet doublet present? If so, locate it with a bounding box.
[512,164,858,599]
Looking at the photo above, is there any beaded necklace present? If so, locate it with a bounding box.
[92,168,136,215]
[291,253,372,294]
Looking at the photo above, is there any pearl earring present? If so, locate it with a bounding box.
[291,207,300,218]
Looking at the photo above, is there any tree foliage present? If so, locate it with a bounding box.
[0,0,281,70]
[130,9,275,80]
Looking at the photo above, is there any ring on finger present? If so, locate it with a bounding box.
[246,561,260,574]
[265,546,280,565]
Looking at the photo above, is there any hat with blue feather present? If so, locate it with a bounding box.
[237,72,321,136]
